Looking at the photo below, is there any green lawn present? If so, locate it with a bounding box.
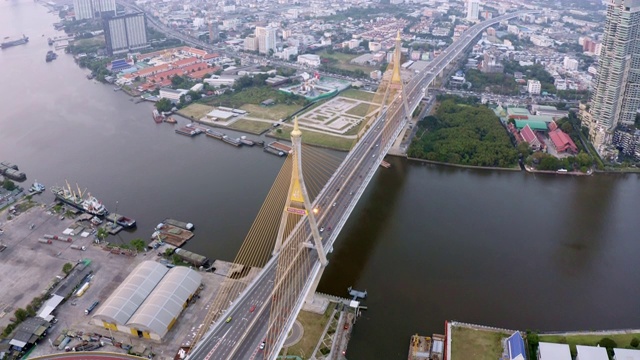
[317,50,374,72]
[200,86,306,109]
[539,333,640,353]
[177,103,213,120]
[345,103,372,117]
[450,326,510,360]
[285,307,333,359]
[240,103,302,121]
[271,127,354,151]
[227,119,273,134]
[339,89,376,102]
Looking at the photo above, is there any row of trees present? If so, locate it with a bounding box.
[408,98,519,168]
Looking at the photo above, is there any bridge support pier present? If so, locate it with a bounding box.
[303,266,330,313]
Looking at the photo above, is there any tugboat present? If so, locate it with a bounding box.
[152,109,163,124]
[45,50,57,62]
[29,181,45,193]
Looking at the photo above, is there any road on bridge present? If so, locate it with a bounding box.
[188,10,539,360]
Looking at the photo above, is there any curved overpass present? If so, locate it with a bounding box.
[30,352,146,360]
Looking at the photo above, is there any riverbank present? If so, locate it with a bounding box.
[446,321,640,360]
[406,156,521,171]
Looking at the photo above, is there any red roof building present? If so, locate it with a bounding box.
[520,124,542,150]
[549,129,578,154]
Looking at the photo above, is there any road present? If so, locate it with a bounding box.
[187,10,539,360]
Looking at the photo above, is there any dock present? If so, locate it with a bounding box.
[163,218,194,231]
[154,223,194,247]
[408,334,431,360]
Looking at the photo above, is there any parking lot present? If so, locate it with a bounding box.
[0,202,260,359]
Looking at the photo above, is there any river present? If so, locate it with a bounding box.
[2,2,640,359]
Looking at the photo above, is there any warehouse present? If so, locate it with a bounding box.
[92,261,201,341]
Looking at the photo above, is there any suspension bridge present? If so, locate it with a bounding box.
[186,11,537,360]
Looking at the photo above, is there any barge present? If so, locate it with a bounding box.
[205,129,224,139]
[106,213,137,228]
[1,35,29,49]
[0,163,26,182]
[163,218,194,231]
[222,135,242,147]
[176,125,203,137]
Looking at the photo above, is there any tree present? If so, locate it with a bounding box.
[130,238,146,252]
[2,179,16,191]
[598,338,618,357]
[631,338,639,348]
[155,98,173,112]
[62,262,74,274]
[14,308,28,322]
[96,227,109,241]
[517,142,532,158]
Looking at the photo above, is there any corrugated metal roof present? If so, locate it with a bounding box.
[93,261,168,325]
[127,267,201,338]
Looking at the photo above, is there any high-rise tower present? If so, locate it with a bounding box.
[587,0,640,154]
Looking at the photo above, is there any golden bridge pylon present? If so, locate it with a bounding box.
[266,117,328,358]
[360,30,411,145]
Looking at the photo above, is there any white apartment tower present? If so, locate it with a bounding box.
[588,0,640,153]
[73,0,116,20]
[466,0,480,21]
[527,79,541,94]
[103,13,148,56]
[255,26,277,55]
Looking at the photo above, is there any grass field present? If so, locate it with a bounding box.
[177,103,213,120]
[227,119,273,134]
[539,332,640,353]
[345,103,372,117]
[339,89,376,102]
[285,307,334,359]
[240,103,302,121]
[270,127,354,151]
[317,50,374,72]
[450,326,510,360]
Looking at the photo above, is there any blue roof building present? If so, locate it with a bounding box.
[507,332,526,360]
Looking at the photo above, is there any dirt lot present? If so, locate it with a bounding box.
[0,202,260,360]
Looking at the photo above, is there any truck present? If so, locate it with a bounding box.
[85,300,99,315]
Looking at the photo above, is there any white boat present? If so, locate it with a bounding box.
[29,181,45,193]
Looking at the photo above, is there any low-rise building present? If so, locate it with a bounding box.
[297,54,321,67]
[520,124,542,150]
[204,76,238,87]
[549,128,578,154]
[538,342,571,360]
[576,345,608,360]
[159,88,188,102]
[614,348,640,360]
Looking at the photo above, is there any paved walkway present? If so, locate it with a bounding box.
[283,321,304,347]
